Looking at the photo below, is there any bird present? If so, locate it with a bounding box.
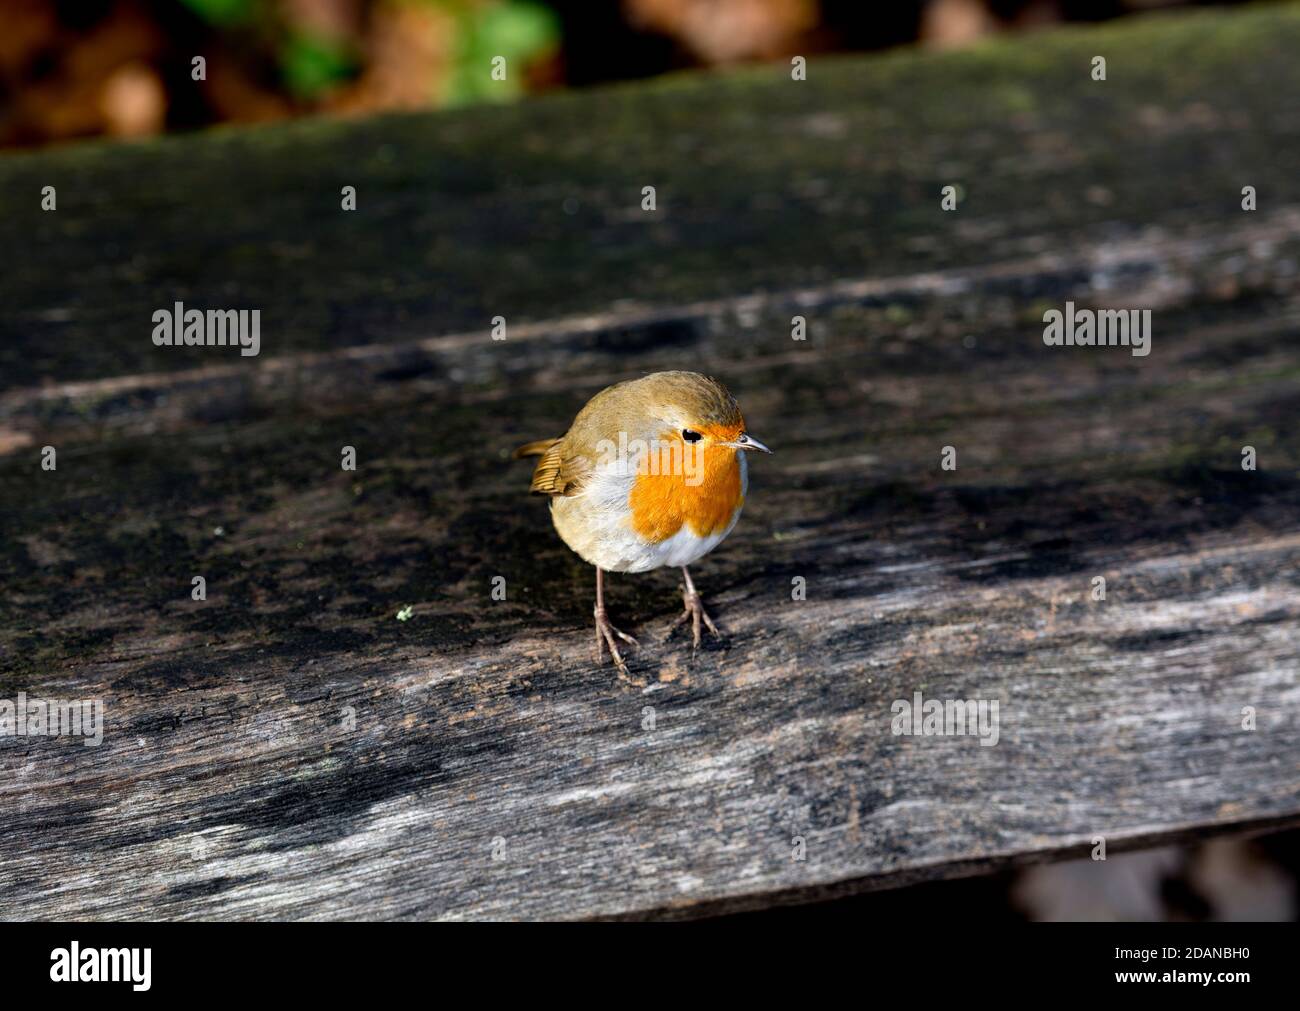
[514,371,771,675]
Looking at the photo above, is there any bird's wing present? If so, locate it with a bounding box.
[528,439,592,496]
[528,440,566,494]
[513,438,560,459]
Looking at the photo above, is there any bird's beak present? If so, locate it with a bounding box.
[724,433,772,454]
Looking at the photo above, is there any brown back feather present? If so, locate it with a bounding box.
[513,439,559,459]
[527,441,567,495]
[513,437,581,496]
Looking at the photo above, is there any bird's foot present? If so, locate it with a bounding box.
[594,605,639,675]
[665,586,722,650]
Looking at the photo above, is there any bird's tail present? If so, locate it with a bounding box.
[513,438,560,460]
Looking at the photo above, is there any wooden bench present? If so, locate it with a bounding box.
[1,5,1297,920]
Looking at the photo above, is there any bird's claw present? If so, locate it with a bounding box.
[594,605,638,674]
[665,587,721,650]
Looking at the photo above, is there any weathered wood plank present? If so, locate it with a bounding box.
[1,6,1299,920]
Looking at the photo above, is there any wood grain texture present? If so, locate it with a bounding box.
[1,6,1298,920]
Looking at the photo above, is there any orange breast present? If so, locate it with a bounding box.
[628,430,744,543]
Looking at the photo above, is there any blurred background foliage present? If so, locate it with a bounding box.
[0,0,1267,148]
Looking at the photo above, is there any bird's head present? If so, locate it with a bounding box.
[630,371,772,458]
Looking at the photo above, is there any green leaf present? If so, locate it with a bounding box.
[281,34,355,98]
[445,1,560,106]
[178,0,255,27]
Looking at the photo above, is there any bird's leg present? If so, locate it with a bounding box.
[666,565,721,649]
[593,566,638,673]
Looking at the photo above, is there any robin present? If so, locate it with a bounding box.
[514,371,771,674]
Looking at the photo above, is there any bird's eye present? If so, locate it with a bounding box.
[682,429,702,442]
